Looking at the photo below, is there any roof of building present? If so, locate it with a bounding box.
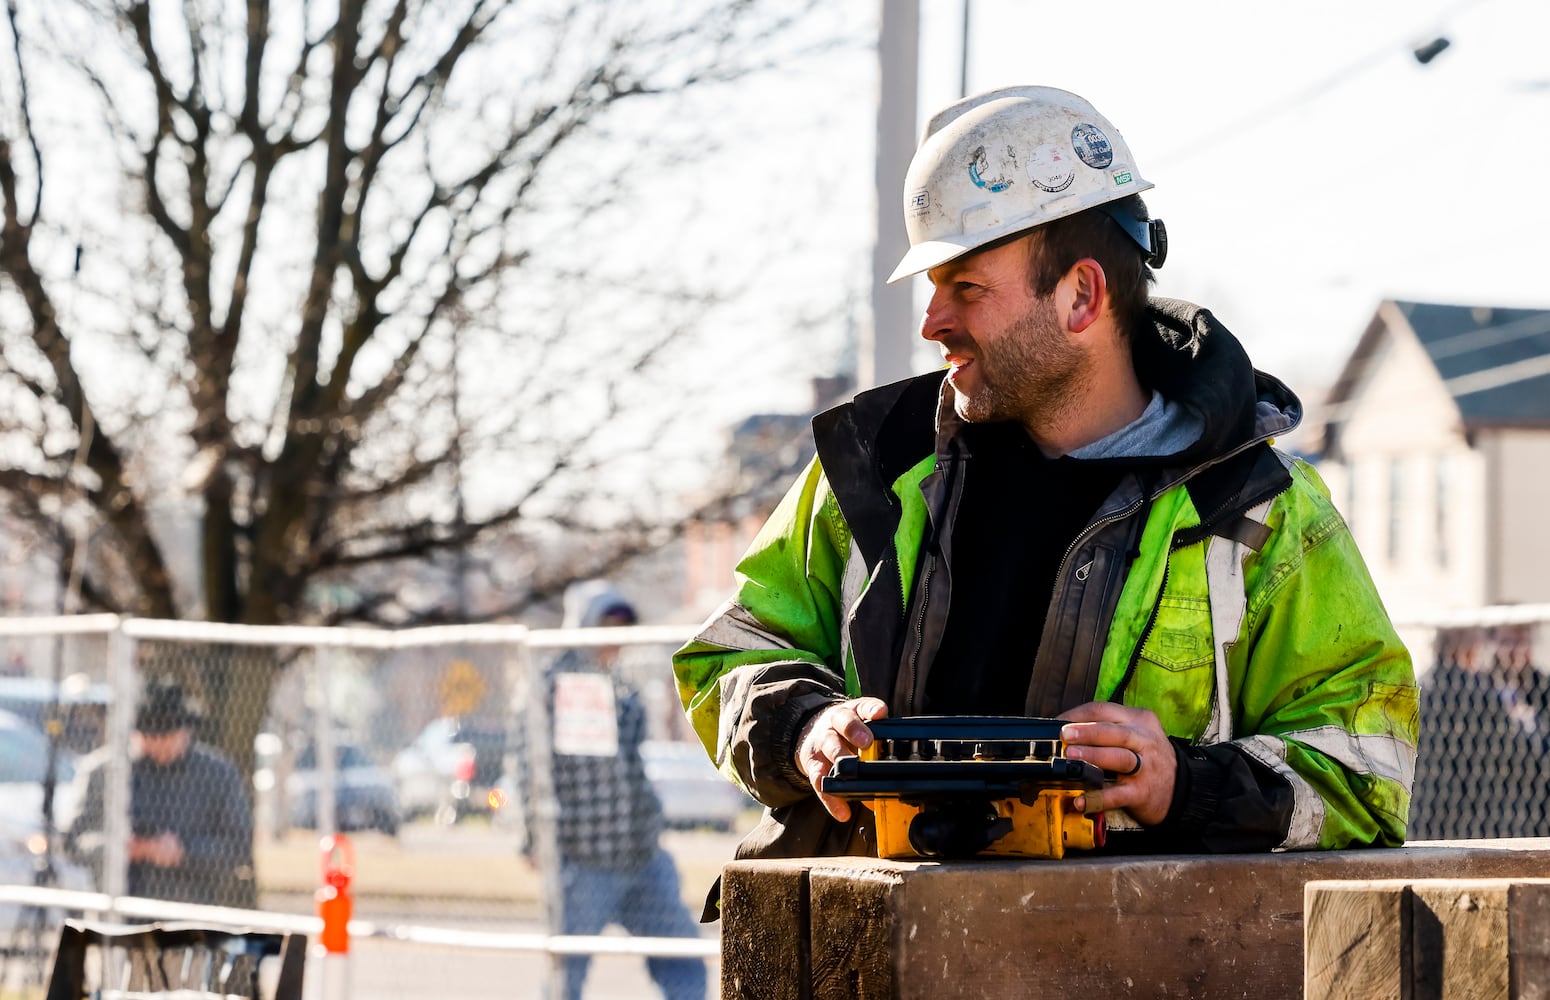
[1323,301,1550,445]
[727,411,815,499]
[1397,301,1550,426]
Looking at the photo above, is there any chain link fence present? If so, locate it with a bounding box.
[1407,615,1550,841]
[0,617,750,999]
[4,610,1544,997]
[0,617,115,995]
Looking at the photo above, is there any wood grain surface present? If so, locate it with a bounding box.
[721,839,1550,999]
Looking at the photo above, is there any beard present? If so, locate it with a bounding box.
[950,296,1089,427]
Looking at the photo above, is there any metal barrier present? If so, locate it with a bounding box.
[0,617,731,999]
[8,606,1540,996]
[44,917,306,1000]
[1400,609,1550,841]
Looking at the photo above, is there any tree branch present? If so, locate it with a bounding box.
[3,0,43,225]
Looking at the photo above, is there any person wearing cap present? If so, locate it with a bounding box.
[510,581,706,1000]
[67,678,255,908]
[673,86,1416,902]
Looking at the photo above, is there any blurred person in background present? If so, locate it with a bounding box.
[67,678,256,908]
[1411,626,1550,838]
[512,581,705,1000]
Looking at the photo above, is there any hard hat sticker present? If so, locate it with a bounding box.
[909,188,931,217]
[1112,169,1134,186]
[1027,144,1075,193]
[1070,124,1114,169]
[968,144,1017,193]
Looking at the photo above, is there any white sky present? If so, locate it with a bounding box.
[18,1,1546,471]
[902,0,1550,403]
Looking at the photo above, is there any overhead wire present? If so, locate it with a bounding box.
[1151,0,1494,168]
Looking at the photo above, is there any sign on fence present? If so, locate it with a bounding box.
[553,672,619,757]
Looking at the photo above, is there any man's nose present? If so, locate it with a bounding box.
[920,287,957,342]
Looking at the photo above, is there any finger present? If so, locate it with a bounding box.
[802,748,834,788]
[1066,744,1141,776]
[817,790,852,822]
[802,751,851,821]
[1087,779,1145,815]
[1058,701,1138,725]
[830,706,877,751]
[1060,720,1134,749]
[854,698,889,723]
[817,728,858,766]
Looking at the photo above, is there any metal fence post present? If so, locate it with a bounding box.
[314,645,338,839]
[520,637,566,1000]
[102,620,134,909]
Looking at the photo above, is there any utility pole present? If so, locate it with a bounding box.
[960,0,972,98]
[864,0,919,390]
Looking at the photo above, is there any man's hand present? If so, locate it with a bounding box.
[129,831,186,868]
[796,697,889,821]
[1058,702,1175,825]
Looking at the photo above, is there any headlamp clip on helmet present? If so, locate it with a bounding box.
[1098,203,1168,269]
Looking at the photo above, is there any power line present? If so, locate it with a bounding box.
[1152,0,1491,168]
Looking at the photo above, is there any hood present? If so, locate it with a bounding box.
[561,580,638,629]
[1131,297,1301,462]
[810,296,1302,566]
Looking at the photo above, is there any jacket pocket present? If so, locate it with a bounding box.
[1129,595,1214,738]
[1140,595,1215,672]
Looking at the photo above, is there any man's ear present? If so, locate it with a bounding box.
[1057,258,1107,335]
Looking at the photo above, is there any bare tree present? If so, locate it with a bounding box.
[0,0,857,762]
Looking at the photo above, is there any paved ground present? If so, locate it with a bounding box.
[256,822,741,919]
[0,823,742,999]
[266,823,739,999]
[307,937,721,1000]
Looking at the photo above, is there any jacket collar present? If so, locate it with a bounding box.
[812,298,1303,556]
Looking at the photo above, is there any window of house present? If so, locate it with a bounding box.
[1387,457,1404,565]
[1344,461,1358,532]
[1435,455,1449,569]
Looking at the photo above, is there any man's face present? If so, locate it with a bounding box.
[596,609,634,666]
[921,238,1088,427]
[136,727,191,766]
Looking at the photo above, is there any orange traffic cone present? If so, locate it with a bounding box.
[316,833,355,998]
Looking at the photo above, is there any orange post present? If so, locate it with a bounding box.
[316,833,354,954]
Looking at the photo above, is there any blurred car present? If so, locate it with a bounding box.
[0,674,111,755]
[0,706,80,838]
[289,742,400,836]
[392,716,507,825]
[0,708,92,921]
[640,739,757,833]
[254,734,399,836]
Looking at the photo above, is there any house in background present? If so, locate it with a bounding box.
[1313,300,1550,616]
[680,375,852,618]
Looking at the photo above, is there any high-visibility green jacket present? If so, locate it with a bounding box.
[674,299,1417,867]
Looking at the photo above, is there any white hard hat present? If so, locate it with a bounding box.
[888,86,1163,283]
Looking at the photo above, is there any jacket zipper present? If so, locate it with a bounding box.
[902,554,935,714]
[1050,495,1145,606]
[1110,538,1177,705]
[900,444,965,715]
